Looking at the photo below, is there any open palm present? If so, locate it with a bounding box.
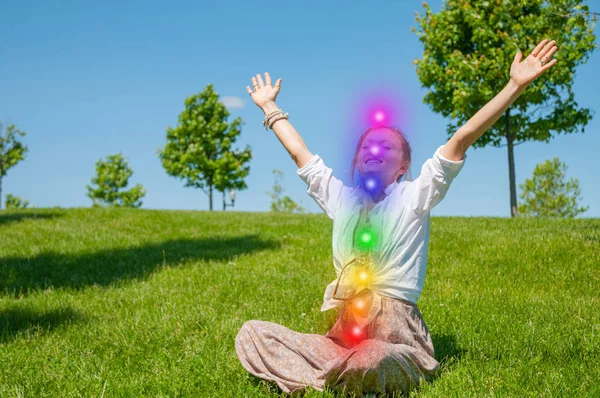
[510,39,558,87]
[246,72,282,109]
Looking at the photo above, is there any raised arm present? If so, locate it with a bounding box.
[440,39,559,162]
[246,72,348,219]
[246,72,314,169]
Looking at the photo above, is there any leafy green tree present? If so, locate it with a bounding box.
[518,157,588,218]
[0,123,28,210]
[266,169,305,214]
[5,193,31,209]
[86,153,146,208]
[158,84,251,211]
[412,0,597,217]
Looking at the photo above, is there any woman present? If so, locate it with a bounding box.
[235,39,558,396]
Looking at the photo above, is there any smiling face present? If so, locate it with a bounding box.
[355,128,409,188]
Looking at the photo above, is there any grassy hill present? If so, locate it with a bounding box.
[0,208,598,397]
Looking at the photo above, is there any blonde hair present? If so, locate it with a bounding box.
[350,126,412,185]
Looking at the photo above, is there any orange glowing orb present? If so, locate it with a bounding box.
[354,299,365,309]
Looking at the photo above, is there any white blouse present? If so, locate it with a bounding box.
[296,145,467,322]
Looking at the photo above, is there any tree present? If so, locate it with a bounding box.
[0,123,28,210]
[266,169,305,214]
[518,157,588,218]
[412,0,597,217]
[86,153,146,208]
[158,84,252,211]
[5,193,31,209]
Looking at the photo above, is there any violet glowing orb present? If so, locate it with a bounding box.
[369,145,381,156]
[365,178,377,190]
[343,83,413,188]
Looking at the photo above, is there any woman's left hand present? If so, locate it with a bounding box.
[509,39,558,88]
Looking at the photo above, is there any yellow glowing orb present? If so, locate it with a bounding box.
[358,270,369,282]
[348,264,373,288]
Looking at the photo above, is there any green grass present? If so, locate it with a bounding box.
[0,208,598,397]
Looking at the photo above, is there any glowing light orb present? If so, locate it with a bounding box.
[362,174,382,194]
[344,85,412,170]
[365,177,379,192]
[352,326,362,336]
[369,145,381,156]
[355,226,377,252]
[350,265,373,287]
[358,270,369,282]
[354,299,365,310]
[360,231,372,244]
[364,177,377,191]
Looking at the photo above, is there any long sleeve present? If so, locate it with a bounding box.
[296,154,349,220]
[402,145,467,215]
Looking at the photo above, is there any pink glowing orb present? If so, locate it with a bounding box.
[356,95,398,130]
[369,145,381,156]
[352,326,362,336]
[345,83,412,136]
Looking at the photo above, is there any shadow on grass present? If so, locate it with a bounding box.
[0,210,64,225]
[0,234,279,297]
[431,332,465,366]
[0,306,84,344]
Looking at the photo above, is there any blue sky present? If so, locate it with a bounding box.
[1,0,599,217]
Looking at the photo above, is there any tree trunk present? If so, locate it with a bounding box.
[209,184,213,211]
[505,109,518,218]
[0,175,2,210]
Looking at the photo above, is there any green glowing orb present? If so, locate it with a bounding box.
[355,226,377,251]
[360,232,372,243]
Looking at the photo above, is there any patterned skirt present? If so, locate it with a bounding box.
[235,295,440,396]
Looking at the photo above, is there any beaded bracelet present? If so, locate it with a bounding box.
[262,109,285,130]
[268,113,289,129]
[264,112,285,129]
[263,109,288,131]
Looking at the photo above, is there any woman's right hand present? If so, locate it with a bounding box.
[246,72,282,110]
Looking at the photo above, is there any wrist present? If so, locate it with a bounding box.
[507,78,528,94]
[261,101,279,115]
